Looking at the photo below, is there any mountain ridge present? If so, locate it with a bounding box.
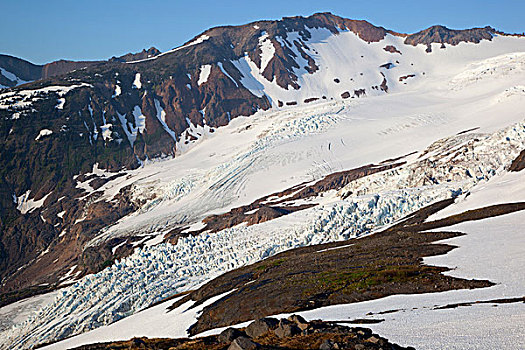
[0,47,163,89]
[3,12,522,89]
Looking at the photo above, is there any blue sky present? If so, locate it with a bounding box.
[1,0,524,65]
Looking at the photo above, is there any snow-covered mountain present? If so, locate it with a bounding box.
[0,55,40,89]
[1,12,525,349]
[0,48,162,90]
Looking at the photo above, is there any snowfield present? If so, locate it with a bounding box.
[0,83,92,112]
[281,175,525,350]
[2,25,525,350]
[0,67,30,88]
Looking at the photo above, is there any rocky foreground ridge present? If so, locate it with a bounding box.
[71,315,413,350]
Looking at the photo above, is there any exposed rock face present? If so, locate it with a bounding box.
[110,47,161,63]
[41,60,103,79]
[228,336,260,350]
[219,327,246,343]
[383,45,402,54]
[246,318,280,338]
[404,25,495,48]
[509,149,525,172]
[399,74,415,82]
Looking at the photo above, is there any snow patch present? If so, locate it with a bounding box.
[117,106,146,147]
[154,99,176,141]
[132,73,142,89]
[0,83,92,111]
[0,67,29,86]
[55,98,65,109]
[15,191,52,214]
[258,31,275,72]
[112,84,121,98]
[35,129,53,141]
[197,65,212,86]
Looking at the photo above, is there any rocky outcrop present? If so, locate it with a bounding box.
[383,45,402,54]
[70,316,413,349]
[110,47,161,63]
[509,149,525,172]
[41,60,103,79]
[404,25,495,49]
[399,74,415,82]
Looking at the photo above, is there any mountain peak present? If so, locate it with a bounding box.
[111,47,162,63]
[404,24,496,49]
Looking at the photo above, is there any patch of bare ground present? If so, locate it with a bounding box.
[432,296,525,310]
[509,149,525,172]
[398,74,415,82]
[383,45,402,54]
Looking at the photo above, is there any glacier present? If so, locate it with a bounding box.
[3,118,525,349]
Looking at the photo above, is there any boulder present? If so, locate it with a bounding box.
[319,339,340,349]
[287,314,307,324]
[274,319,300,338]
[368,335,380,343]
[228,336,260,350]
[131,338,146,347]
[287,314,309,330]
[219,327,245,343]
[245,317,279,338]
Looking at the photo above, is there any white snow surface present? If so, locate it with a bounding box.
[277,195,525,349]
[35,129,53,141]
[15,191,52,214]
[132,73,142,89]
[154,98,176,140]
[112,84,121,98]
[41,291,233,350]
[116,106,146,147]
[197,64,212,85]
[55,98,66,109]
[258,31,275,72]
